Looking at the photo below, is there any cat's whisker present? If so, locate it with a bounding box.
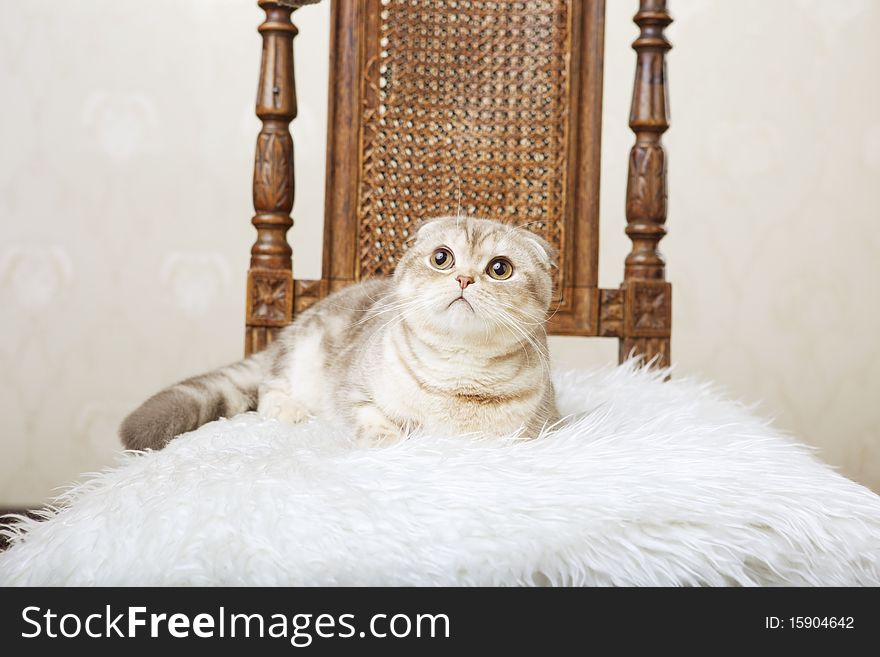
[359,296,438,352]
[513,219,550,231]
[481,305,537,369]
[492,301,554,327]
[352,296,431,326]
[492,307,552,378]
[496,293,563,325]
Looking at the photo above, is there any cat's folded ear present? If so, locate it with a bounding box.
[407,217,440,245]
[520,230,558,270]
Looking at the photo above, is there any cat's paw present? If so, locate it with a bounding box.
[258,390,312,424]
[353,406,406,447]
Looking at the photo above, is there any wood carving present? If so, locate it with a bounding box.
[598,289,624,338]
[254,132,294,212]
[293,279,329,315]
[245,0,314,356]
[626,144,666,237]
[247,269,294,326]
[619,336,670,367]
[633,286,667,332]
[624,280,671,338]
[621,0,672,367]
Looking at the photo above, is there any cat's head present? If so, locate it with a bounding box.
[393,216,555,339]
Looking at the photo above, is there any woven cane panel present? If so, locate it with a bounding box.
[357,0,572,298]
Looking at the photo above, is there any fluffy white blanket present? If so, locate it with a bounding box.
[2,364,879,586]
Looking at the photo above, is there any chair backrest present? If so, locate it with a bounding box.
[245,0,672,367]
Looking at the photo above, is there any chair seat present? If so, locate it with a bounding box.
[3,363,879,586]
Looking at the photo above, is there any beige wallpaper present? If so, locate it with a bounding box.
[1,0,878,505]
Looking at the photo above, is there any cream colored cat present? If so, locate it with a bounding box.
[120,216,559,449]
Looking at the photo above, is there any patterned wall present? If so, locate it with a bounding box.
[0,0,329,504]
[1,0,877,505]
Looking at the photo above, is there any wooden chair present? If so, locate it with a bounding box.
[245,0,671,366]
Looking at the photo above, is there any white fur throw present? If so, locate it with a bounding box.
[3,363,880,586]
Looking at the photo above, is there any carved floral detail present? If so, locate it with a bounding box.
[633,285,668,331]
[626,144,666,222]
[624,281,671,338]
[253,131,294,212]
[248,271,292,325]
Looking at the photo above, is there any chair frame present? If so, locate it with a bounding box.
[244,0,671,366]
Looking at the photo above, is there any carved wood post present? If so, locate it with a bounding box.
[245,0,318,356]
[620,0,672,367]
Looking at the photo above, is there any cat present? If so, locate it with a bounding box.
[119,216,560,449]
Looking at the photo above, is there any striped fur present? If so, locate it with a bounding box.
[119,352,271,450]
[119,217,560,449]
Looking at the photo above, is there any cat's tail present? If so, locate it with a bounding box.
[118,349,274,451]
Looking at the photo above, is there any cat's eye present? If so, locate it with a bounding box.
[430,247,454,270]
[486,257,513,280]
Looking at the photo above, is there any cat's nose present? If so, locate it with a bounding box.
[456,275,474,290]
